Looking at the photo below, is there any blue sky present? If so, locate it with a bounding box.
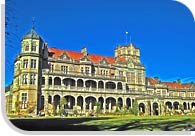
[5,0,195,86]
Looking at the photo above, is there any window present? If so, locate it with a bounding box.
[50,64,54,72]
[61,65,68,74]
[23,59,28,68]
[21,93,27,109]
[138,73,142,84]
[85,67,90,75]
[31,42,36,52]
[130,72,135,84]
[30,73,36,84]
[119,71,123,76]
[22,74,28,84]
[81,67,84,74]
[30,59,36,68]
[106,70,108,76]
[31,45,36,52]
[25,45,29,51]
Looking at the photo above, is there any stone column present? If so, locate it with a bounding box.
[89,102,92,111]
[103,98,106,113]
[82,99,86,113]
[109,101,112,113]
[151,103,153,116]
[123,97,126,108]
[131,99,133,108]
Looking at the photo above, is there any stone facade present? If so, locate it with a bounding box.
[6,27,195,116]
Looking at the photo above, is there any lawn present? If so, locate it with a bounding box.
[10,115,195,131]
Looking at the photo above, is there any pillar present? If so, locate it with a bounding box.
[131,99,133,108]
[82,99,86,113]
[151,103,153,116]
[109,101,112,113]
[103,98,106,113]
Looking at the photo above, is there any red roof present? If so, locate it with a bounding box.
[48,48,125,64]
[48,48,65,58]
[147,77,159,85]
[161,82,191,89]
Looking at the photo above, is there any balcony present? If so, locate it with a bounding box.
[42,70,125,81]
[41,85,152,95]
[42,85,127,94]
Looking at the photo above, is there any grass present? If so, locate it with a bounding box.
[9,115,195,131]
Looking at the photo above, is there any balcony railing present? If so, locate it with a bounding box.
[42,70,125,81]
[41,85,152,95]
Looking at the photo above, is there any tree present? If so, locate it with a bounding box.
[129,100,139,115]
[59,98,67,116]
[95,102,102,116]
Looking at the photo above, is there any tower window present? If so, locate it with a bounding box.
[31,59,36,68]
[25,45,29,51]
[31,45,36,52]
[30,73,36,84]
[23,59,28,68]
[22,74,28,84]
[21,93,27,109]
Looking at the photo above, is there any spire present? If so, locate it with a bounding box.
[22,18,41,40]
[32,17,36,30]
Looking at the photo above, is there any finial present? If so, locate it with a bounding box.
[32,17,36,30]
[125,31,128,45]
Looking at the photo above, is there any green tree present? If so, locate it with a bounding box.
[95,102,102,116]
[129,100,139,115]
[59,98,67,116]
[115,102,120,112]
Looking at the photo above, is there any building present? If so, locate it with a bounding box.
[7,26,195,116]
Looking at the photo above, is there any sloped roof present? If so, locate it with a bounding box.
[23,27,41,40]
[147,77,159,85]
[161,82,191,89]
[48,48,126,64]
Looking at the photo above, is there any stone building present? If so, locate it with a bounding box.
[6,27,195,116]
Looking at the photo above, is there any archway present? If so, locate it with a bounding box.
[85,80,97,88]
[105,82,116,89]
[98,97,104,111]
[48,95,52,104]
[192,102,195,109]
[183,102,187,110]
[64,95,75,110]
[139,103,145,113]
[54,77,61,85]
[165,101,172,110]
[63,78,75,86]
[77,79,84,87]
[77,96,83,110]
[85,96,96,111]
[173,101,179,110]
[126,98,131,109]
[54,95,60,111]
[117,82,122,90]
[153,102,159,115]
[48,77,52,85]
[98,81,104,89]
[106,97,116,112]
[117,97,123,109]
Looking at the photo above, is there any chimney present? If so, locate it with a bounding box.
[81,47,87,56]
[154,76,159,81]
[45,41,48,47]
[177,79,181,84]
